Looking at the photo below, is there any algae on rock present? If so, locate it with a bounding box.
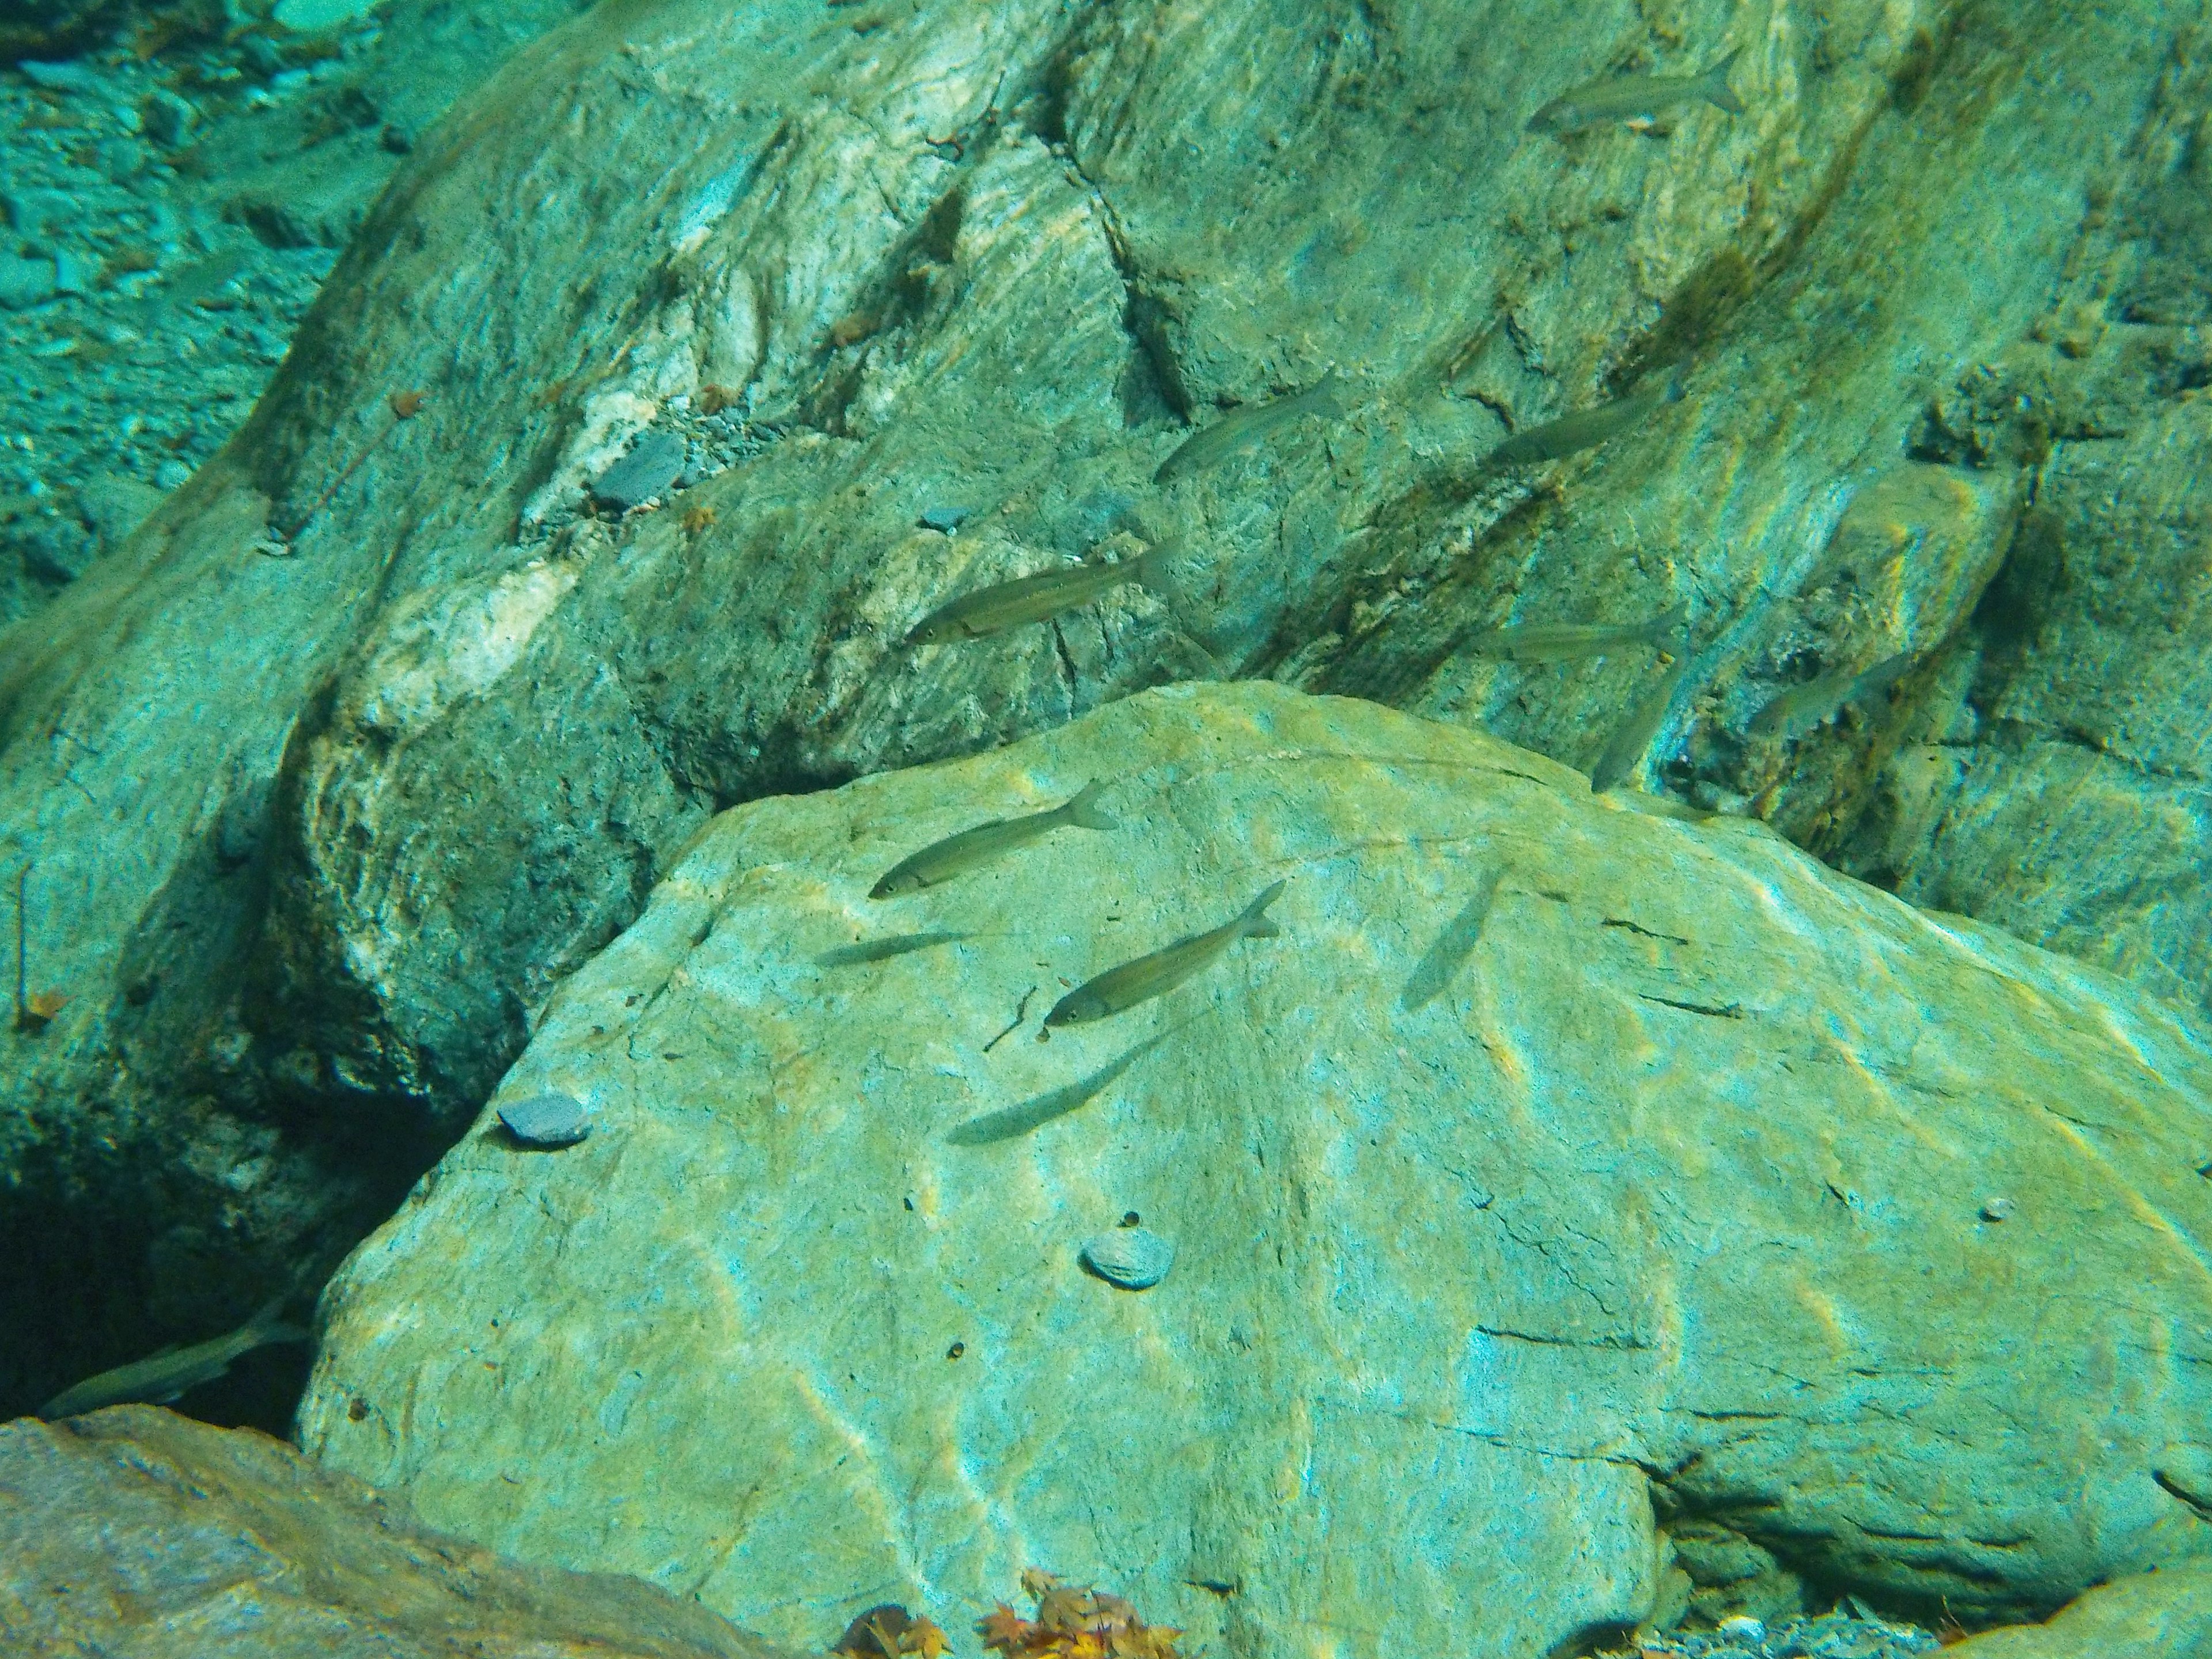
[300,684,2212,1659]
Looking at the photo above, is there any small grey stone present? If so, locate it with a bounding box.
[1979,1196,2016,1222]
[142,89,200,148]
[17,59,103,94]
[154,459,193,491]
[918,505,974,532]
[0,255,58,312]
[52,250,90,296]
[591,430,687,512]
[1079,1224,1174,1290]
[95,138,146,183]
[497,1091,593,1147]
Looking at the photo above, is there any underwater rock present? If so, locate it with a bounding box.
[300,684,2212,1658]
[591,431,688,514]
[1078,1224,1173,1290]
[8,0,2212,1471]
[496,1090,591,1147]
[1943,1562,2212,1657]
[0,1405,786,1658]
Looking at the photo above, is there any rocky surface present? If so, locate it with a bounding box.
[297,683,2212,1658]
[0,1403,788,1658]
[3,0,2212,1478]
[0,0,583,624]
[1945,1562,2212,1657]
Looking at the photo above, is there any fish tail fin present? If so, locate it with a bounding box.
[1701,47,1745,115]
[1239,879,1287,937]
[1133,537,1192,613]
[1645,603,1691,650]
[1060,779,1119,832]
[243,1295,310,1349]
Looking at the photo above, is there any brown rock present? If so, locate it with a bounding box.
[0,1404,788,1659]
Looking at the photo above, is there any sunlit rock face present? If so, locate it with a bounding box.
[6,0,2211,1467]
[301,684,2212,1659]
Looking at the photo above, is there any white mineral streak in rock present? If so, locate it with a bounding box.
[355,560,580,736]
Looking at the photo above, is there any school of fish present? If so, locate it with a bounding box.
[41,36,1928,1419]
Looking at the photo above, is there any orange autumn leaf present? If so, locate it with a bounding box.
[906,1618,950,1659]
[978,1606,1033,1653]
[25,991,67,1019]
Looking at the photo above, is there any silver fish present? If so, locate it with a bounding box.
[1528,48,1745,134]
[1400,868,1505,1012]
[870,781,1116,897]
[944,1031,1170,1145]
[1748,652,1913,740]
[39,1298,308,1419]
[1154,369,1350,484]
[1046,881,1284,1027]
[1467,604,1689,664]
[902,545,1171,646]
[816,930,973,966]
[1591,641,1696,793]
[1482,377,1685,470]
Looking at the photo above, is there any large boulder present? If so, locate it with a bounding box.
[298,683,2212,1658]
[0,1404,789,1658]
[6,0,2211,1427]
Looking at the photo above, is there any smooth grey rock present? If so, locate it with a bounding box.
[917,505,974,532]
[1078,1224,1173,1289]
[495,1090,592,1147]
[16,58,101,93]
[590,431,688,513]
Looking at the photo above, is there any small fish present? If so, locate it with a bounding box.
[1400,868,1505,1012]
[1154,368,1351,484]
[1590,640,1696,793]
[39,1298,308,1419]
[816,930,972,966]
[944,1031,1170,1145]
[1045,881,1285,1027]
[902,544,1173,646]
[870,782,1116,898]
[1482,377,1685,471]
[1528,48,1745,134]
[1466,604,1689,664]
[1748,651,1913,740]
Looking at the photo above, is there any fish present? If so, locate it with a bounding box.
[1400,868,1505,1012]
[1480,376,1685,471]
[944,1031,1171,1145]
[870,782,1117,897]
[1045,880,1285,1028]
[1154,368,1351,484]
[902,543,1173,646]
[1466,603,1689,664]
[816,930,972,966]
[1748,651,1914,741]
[39,1297,308,1419]
[1528,48,1746,134]
[1590,639,1696,793]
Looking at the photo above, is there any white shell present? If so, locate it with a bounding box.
[498,1091,592,1147]
[1080,1226,1174,1290]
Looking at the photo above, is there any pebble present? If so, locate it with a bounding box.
[497,1091,593,1147]
[917,505,974,532]
[17,60,104,94]
[1979,1196,2015,1222]
[1080,1224,1174,1290]
[1600,1607,1939,1659]
[591,429,688,513]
